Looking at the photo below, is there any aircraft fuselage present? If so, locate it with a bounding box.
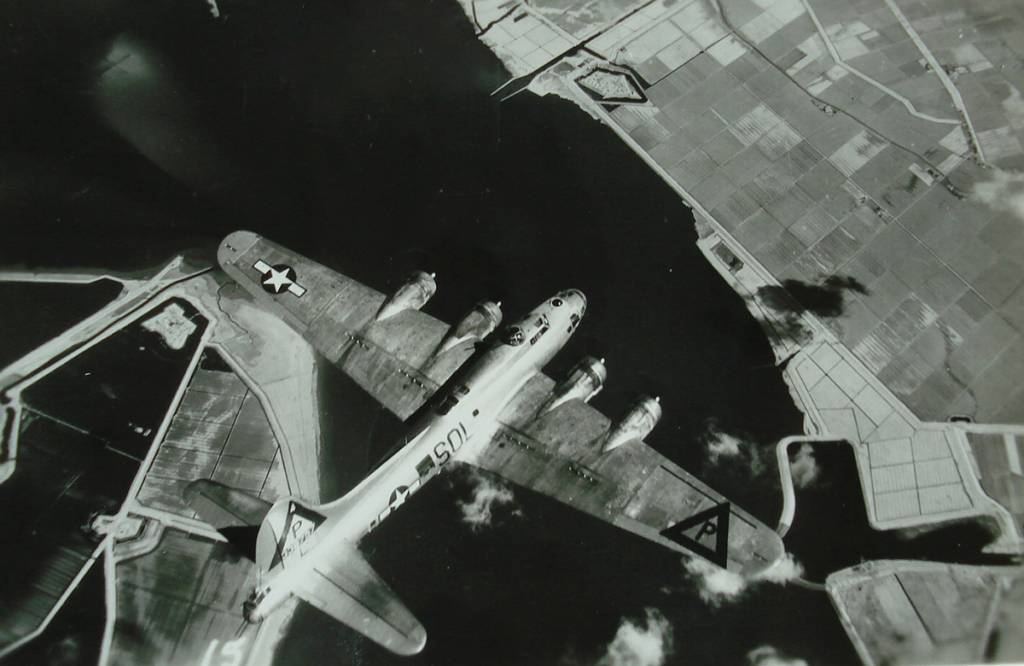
[244,289,587,622]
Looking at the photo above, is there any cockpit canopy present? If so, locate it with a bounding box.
[500,313,550,347]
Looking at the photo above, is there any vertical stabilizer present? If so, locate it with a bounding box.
[256,498,327,573]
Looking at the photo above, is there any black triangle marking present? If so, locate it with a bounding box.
[271,502,326,569]
[660,502,730,568]
[287,501,326,527]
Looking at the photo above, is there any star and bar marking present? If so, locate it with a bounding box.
[254,259,307,297]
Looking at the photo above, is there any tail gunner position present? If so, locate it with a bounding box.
[185,231,785,655]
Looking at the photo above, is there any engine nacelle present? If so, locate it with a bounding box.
[603,395,662,452]
[376,271,437,322]
[437,300,503,354]
[545,356,607,413]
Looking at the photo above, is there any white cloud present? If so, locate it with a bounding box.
[457,469,520,531]
[598,608,673,666]
[974,169,1024,223]
[684,558,746,604]
[706,429,742,463]
[755,553,805,585]
[747,645,808,666]
[683,553,805,605]
[789,444,820,489]
[700,421,767,475]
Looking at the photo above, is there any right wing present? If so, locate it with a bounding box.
[295,544,427,656]
[218,230,479,420]
[464,373,784,576]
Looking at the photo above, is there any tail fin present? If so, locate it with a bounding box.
[255,498,327,573]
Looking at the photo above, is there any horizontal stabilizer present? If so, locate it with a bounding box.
[184,479,273,529]
[295,546,427,656]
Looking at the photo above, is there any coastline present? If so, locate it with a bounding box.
[450,0,1024,556]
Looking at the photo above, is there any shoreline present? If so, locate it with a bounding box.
[451,0,1024,558]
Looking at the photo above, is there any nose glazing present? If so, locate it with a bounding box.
[567,289,586,313]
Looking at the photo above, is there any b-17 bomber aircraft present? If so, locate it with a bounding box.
[190,230,785,656]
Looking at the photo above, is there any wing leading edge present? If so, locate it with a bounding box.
[465,373,785,576]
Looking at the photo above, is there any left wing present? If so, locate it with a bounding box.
[463,373,784,576]
[218,230,481,420]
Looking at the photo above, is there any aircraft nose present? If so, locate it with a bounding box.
[566,289,587,313]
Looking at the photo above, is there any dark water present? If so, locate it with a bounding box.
[276,464,853,666]
[2,0,832,662]
[3,0,802,505]
[0,414,132,654]
[0,298,206,654]
[22,298,208,457]
[784,443,1013,583]
[0,280,122,370]
[7,561,106,666]
[4,0,998,664]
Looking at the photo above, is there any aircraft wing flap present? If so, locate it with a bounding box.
[294,547,427,656]
[469,375,784,576]
[218,231,475,420]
